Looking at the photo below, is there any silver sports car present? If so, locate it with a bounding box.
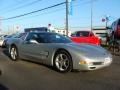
[7,32,112,73]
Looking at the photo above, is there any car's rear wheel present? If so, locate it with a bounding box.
[54,50,72,73]
[10,46,18,61]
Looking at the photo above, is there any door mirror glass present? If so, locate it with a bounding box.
[29,39,39,44]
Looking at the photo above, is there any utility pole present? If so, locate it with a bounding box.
[91,0,93,31]
[105,16,109,29]
[66,0,69,36]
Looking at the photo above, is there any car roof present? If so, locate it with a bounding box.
[74,30,91,32]
[28,31,56,34]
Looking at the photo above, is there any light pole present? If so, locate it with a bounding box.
[105,16,109,29]
[90,0,93,31]
[66,0,69,36]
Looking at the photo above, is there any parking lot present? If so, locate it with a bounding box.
[0,47,120,90]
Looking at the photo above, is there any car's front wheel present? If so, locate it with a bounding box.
[10,46,18,61]
[54,50,72,73]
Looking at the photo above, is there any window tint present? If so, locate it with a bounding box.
[26,33,34,41]
[37,34,46,43]
[26,33,71,43]
[40,33,71,43]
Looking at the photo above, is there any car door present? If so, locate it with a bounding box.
[19,33,47,63]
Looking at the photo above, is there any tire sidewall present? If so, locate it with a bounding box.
[10,46,18,61]
[54,50,72,73]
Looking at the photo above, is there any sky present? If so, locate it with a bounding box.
[0,0,120,33]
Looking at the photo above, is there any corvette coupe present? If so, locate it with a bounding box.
[7,32,112,73]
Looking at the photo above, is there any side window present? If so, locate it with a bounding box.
[115,21,118,30]
[26,33,40,43]
[26,33,46,43]
[76,32,83,37]
[111,22,115,31]
[26,33,34,41]
[38,34,46,43]
[113,22,115,30]
[118,19,120,25]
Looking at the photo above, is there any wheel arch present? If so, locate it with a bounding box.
[9,44,18,55]
[51,48,73,66]
[9,43,19,61]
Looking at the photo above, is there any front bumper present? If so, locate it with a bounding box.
[73,56,112,71]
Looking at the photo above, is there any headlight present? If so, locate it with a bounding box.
[79,60,87,65]
[79,59,93,65]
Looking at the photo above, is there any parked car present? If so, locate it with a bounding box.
[107,18,120,50]
[110,18,120,39]
[0,35,8,47]
[95,33,107,45]
[2,34,13,47]
[0,35,4,47]
[7,32,112,73]
[2,33,25,48]
[70,31,101,46]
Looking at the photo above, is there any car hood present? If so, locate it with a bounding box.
[65,43,110,57]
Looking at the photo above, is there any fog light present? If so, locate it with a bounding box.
[79,60,87,64]
[104,57,111,64]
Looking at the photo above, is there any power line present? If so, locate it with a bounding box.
[29,0,98,18]
[2,2,66,21]
[1,0,97,22]
[2,0,43,14]
[0,0,30,12]
[3,0,95,22]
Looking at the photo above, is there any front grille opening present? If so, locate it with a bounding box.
[90,67,96,69]
[93,62,103,65]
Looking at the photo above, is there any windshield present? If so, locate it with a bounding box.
[14,33,26,38]
[76,31,89,37]
[6,35,13,38]
[35,33,72,43]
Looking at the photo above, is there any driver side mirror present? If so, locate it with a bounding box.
[29,39,39,44]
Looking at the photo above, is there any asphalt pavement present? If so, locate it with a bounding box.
[0,47,120,90]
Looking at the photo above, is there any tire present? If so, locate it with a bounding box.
[10,46,18,61]
[54,50,72,73]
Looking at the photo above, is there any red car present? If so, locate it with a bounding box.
[70,31,100,45]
